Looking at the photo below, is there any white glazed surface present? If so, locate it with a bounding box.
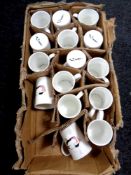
[78,9,99,26]
[31,11,51,29]
[84,30,103,49]
[60,122,92,160]
[34,77,54,109]
[66,50,86,68]
[57,94,82,118]
[30,33,50,51]
[87,120,113,146]
[57,29,79,49]
[89,87,113,110]
[87,57,109,78]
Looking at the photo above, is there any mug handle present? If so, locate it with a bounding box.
[72,27,77,32]
[76,91,84,99]
[48,53,55,61]
[44,27,51,33]
[89,107,96,118]
[73,13,78,18]
[102,77,109,84]
[61,141,70,157]
[74,73,81,81]
[96,110,104,120]
[63,62,68,66]
[89,108,104,120]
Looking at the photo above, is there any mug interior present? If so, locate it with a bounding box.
[58,94,81,118]
[89,87,113,110]
[52,71,75,93]
[87,120,113,146]
[88,57,109,78]
[57,30,79,48]
[79,9,99,26]
[28,52,49,72]
[31,11,51,28]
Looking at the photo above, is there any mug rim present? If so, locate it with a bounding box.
[89,87,113,110]
[87,57,109,78]
[57,29,79,49]
[87,119,113,146]
[52,71,75,93]
[28,52,50,72]
[78,8,99,26]
[31,10,51,29]
[57,94,82,118]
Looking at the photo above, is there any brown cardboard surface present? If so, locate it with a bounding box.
[13,1,123,175]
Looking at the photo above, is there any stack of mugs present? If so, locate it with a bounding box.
[27,8,114,161]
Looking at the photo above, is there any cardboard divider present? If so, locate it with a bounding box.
[13,2,123,174]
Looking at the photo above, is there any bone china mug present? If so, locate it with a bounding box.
[87,120,113,146]
[87,57,109,83]
[57,91,83,118]
[88,87,113,120]
[60,122,92,160]
[34,76,54,110]
[28,52,55,72]
[52,71,81,93]
[30,10,51,33]
[73,8,99,26]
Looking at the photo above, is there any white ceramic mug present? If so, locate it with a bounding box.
[64,50,87,69]
[28,52,55,72]
[84,30,103,49]
[34,77,54,110]
[60,122,92,160]
[52,71,81,93]
[30,11,51,33]
[30,33,51,51]
[73,8,99,26]
[87,57,109,83]
[57,91,83,118]
[52,10,71,30]
[89,87,113,120]
[87,120,113,146]
[57,27,79,49]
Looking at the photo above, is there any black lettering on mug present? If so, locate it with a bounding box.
[69,57,82,61]
[57,14,64,23]
[89,34,98,43]
[36,36,43,46]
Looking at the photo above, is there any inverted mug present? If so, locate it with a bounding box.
[30,33,51,51]
[60,122,92,160]
[64,50,87,69]
[34,76,54,110]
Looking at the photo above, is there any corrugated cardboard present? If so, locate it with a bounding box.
[13,2,123,175]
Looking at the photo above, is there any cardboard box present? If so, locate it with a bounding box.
[13,2,123,175]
